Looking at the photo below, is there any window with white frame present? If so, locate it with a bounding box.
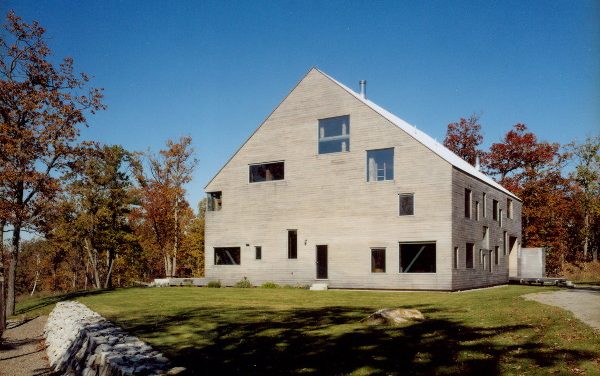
[367,148,394,181]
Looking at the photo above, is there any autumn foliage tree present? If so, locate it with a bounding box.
[443,114,485,167]
[0,11,104,317]
[133,137,197,278]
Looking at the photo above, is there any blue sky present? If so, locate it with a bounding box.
[4,0,599,210]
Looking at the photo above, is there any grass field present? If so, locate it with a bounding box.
[16,286,600,375]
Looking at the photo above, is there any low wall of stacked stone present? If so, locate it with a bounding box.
[44,301,183,375]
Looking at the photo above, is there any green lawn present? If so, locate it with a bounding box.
[16,286,600,375]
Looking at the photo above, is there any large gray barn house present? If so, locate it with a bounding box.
[204,68,522,290]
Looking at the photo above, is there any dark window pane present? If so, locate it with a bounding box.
[494,246,499,265]
[371,249,386,273]
[399,193,414,215]
[214,247,241,265]
[399,243,436,273]
[318,139,347,154]
[318,115,350,154]
[367,148,394,181]
[249,162,284,183]
[465,189,472,218]
[288,230,297,259]
[255,246,262,260]
[466,243,474,269]
[453,247,459,269]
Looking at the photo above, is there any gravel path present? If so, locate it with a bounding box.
[0,316,54,376]
[522,289,600,331]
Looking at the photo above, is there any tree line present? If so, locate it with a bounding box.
[0,12,204,333]
[443,115,599,274]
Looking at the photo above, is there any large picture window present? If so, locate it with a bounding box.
[399,243,436,273]
[318,115,350,154]
[367,148,394,181]
[249,161,284,183]
[371,248,386,273]
[214,247,241,265]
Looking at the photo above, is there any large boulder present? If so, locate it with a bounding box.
[361,308,425,325]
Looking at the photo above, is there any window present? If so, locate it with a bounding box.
[367,148,394,181]
[503,231,508,255]
[255,246,262,260]
[466,243,474,269]
[214,247,241,265]
[465,189,472,218]
[499,209,503,227]
[475,201,480,221]
[453,247,459,269]
[507,198,513,219]
[483,193,487,218]
[399,243,436,273]
[288,230,297,259]
[492,200,498,221]
[371,249,386,273]
[318,115,350,154]
[399,193,414,216]
[487,250,492,272]
[494,246,499,265]
[482,226,489,250]
[249,161,284,183]
[207,191,222,211]
[480,249,485,267]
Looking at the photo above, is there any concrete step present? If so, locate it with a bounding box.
[310,283,328,291]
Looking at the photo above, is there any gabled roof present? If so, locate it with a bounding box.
[316,68,519,200]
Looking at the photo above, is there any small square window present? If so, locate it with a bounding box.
[399,193,414,216]
[255,246,262,260]
[318,115,350,154]
[367,148,394,181]
[371,249,386,273]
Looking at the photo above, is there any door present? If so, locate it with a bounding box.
[316,245,328,279]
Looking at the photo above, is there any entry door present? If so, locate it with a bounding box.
[316,245,328,279]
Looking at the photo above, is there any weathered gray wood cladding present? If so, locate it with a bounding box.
[204,68,522,290]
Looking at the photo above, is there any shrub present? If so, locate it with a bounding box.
[562,261,600,284]
[207,280,222,288]
[282,283,310,290]
[235,277,253,288]
[261,281,280,288]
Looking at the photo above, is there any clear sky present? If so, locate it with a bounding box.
[4,0,599,210]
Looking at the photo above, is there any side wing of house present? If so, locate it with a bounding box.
[204,68,456,289]
[451,169,522,290]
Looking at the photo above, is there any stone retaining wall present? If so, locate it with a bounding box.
[45,301,183,375]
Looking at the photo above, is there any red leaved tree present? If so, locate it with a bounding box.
[443,114,485,167]
[0,11,104,317]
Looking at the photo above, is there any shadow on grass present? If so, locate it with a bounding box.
[117,304,597,375]
[15,289,114,316]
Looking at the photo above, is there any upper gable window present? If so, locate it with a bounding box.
[249,161,284,183]
[318,115,350,154]
[367,148,394,181]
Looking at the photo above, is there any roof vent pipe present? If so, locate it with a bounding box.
[359,80,367,99]
[475,155,481,171]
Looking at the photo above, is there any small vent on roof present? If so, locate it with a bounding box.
[359,80,367,99]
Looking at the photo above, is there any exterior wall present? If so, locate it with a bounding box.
[205,69,455,290]
[451,168,522,290]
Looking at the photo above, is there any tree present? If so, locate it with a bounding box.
[0,12,104,316]
[570,136,600,261]
[443,114,485,167]
[486,124,570,274]
[60,145,138,289]
[134,137,197,278]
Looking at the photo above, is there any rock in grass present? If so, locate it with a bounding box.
[361,308,425,325]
